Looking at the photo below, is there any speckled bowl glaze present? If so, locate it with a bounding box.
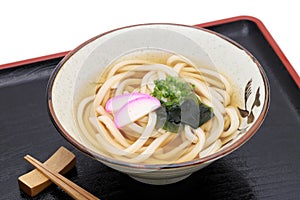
[47,23,270,185]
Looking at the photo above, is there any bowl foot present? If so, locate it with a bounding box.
[129,173,191,185]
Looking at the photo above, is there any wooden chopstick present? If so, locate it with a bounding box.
[24,155,100,200]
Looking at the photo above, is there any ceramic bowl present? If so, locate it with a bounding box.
[47,23,270,185]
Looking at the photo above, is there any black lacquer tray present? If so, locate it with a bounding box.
[1,16,299,200]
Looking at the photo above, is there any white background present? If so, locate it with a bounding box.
[1,0,299,77]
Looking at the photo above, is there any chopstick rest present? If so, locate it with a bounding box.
[24,155,100,200]
[18,146,76,196]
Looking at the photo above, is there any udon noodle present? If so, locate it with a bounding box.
[77,51,241,164]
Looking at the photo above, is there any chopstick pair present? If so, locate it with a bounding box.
[24,155,100,200]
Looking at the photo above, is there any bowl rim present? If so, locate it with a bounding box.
[47,23,270,169]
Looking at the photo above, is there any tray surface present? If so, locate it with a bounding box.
[1,17,299,200]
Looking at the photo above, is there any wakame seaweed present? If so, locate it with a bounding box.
[152,76,214,132]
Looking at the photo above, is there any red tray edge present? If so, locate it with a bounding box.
[1,15,299,88]
[197,15,300,88]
